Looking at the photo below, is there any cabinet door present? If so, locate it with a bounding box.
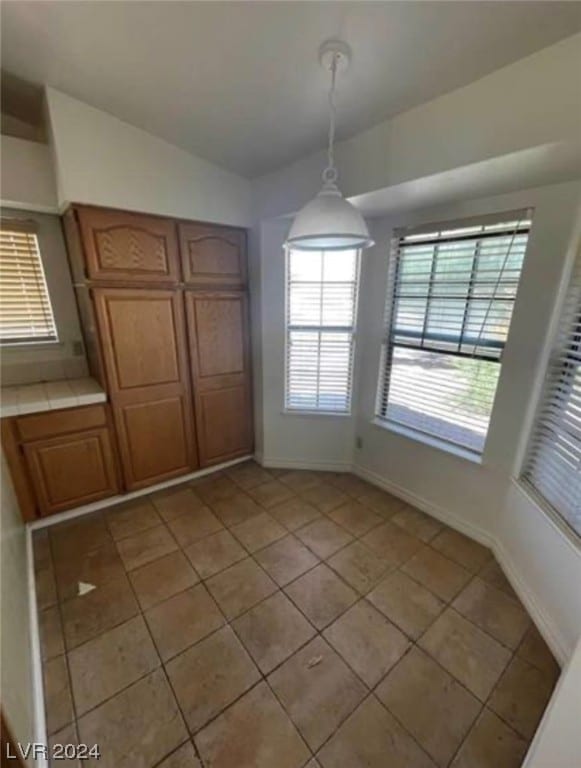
[24,428,119,516]
[186,291,253,466]
[178,223,246,287]
[76,206,180,283]
[94,288,198,488]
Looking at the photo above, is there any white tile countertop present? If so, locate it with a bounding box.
[0,378,107,418]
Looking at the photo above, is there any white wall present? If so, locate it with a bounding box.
[1,135,58,212]
[0,453,34,758]
[253,33,581,221]
[46,88,253,227]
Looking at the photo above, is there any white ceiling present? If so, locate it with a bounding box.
[2,1,581,178]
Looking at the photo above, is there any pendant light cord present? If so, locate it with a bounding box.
[323,53,339,185]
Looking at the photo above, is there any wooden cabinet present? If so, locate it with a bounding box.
[76,206,180,284]
[186,291,253,466]
[1,404,121,519]
[178,223,247,287]
[93,288,198,488]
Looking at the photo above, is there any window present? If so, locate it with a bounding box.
[0,219,58,345]
[285,248,360,413]
[523,249,580,538]
[376,211,531,454]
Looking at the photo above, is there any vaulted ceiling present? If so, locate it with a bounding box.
[2,1,581,178]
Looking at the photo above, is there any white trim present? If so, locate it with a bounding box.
[353,462,568,666]
[29,455,252,531]
[26,529,48,768]
[371,418,483,466]
[0,200,60,215]
[259,456,353,473]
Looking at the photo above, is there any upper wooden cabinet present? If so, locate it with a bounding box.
[75,206,181,284]
[178,223,247,287]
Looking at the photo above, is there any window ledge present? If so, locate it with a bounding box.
[282,409,352,419]
[371,418,483,465]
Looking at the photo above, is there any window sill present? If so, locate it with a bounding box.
[2,340,63,351]
[371,418,483,465]
[282,409,352,419]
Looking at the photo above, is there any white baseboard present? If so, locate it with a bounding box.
[29,455,252,532]
[259,456,353,472]
[353,463,568,666]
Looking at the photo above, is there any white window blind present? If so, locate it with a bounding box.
[377,211,531,454]
[286,248,359,413]
[523,249,581,538]
[0,219,58,345]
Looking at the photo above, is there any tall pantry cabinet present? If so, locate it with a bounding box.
[63,205,253,491]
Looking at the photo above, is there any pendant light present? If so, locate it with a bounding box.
[285,40,374,252]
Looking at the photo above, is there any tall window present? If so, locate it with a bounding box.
[376,211,531,454]
[285,248,360,413]
[0,219,58,345]
[523,249,580,538]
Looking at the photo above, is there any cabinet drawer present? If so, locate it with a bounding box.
[16,404,107,442]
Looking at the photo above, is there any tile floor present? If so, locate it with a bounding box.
[34,463,560,768]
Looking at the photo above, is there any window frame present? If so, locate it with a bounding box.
[375,210,531,457]
[284,247,361,416]
[0,217,60,348]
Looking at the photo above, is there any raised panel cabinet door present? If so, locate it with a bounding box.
[93,287,198,488]
[178,223,247,287]
[23,428,120,516]
[186,291,253,466]
[76,206,180,283]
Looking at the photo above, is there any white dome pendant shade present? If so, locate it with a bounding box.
[286,41,374,253]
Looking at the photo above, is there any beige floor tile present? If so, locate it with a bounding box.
[269,497,321,531]
[146,583,225,661]
[43,655,74,735]
[255,535,319,586]
[324,601,409,687]
[39,606,64,660]
[402,547,471,601]
[327,501,383,537]
[367,571,444,640]
[419,608,511,701]
[129,550,199,610]
[227,461,272,490]
[206,558,277,620]
[105,499,161,541]
[328,474,372,498]
[285,563,358,630]
[231,511,287,552]
[268,636,366,751]
[77,669,187,768]
[33,529,52,572]
[158,741,202,768]
[376,647,480,767]
[278,469,322,493]
[517,624,560,678]
[478,559,517,599]
[210,492,264,528]
[296,518,353,559]
[233,592,316,673]
[328,541,392,595]
[48,723,80,767]
[184,529,246,579]
[36,566,58,610]
[61,574,139,649]
[50,513,112,560]
[453,577,530,649]
[68,615,159,715]
[317,695,436,768]
[488,656,556,739]
[358,489,405,519]
[153,486,209,522]
[361,522,423,566]
[54,541,125,601]
[391,506,444,543]
[168,507,223,548]
[195,682,310,768]
[166,625,260,733]
[116,525,178,571]
[430,529,491,572]
[451,709,528,768]
[247,480,294,509]
[194,475,239,504]
[300,483,348,513]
